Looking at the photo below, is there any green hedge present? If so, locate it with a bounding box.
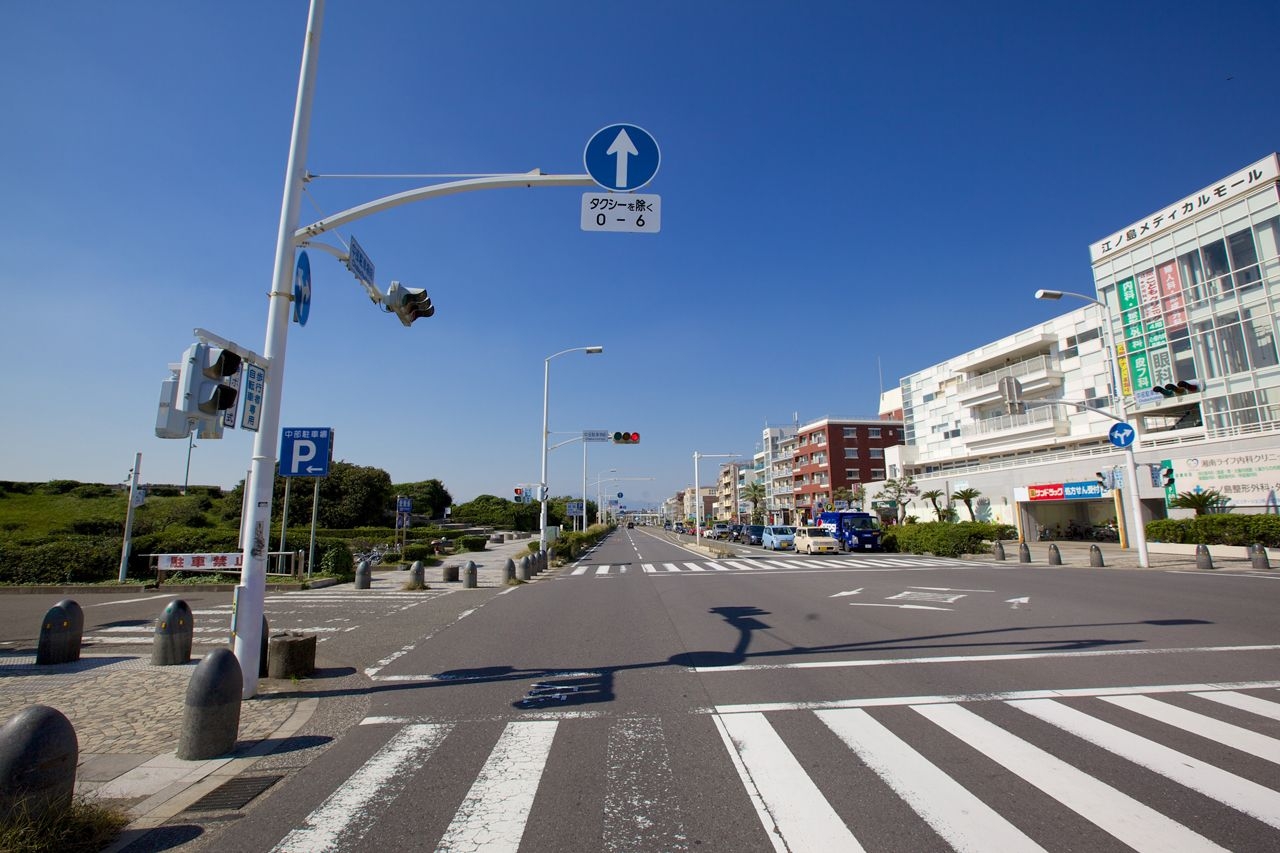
[882,521,1017,558]
[550,524,613,562]
[456,536,486,552]
[1146,514,1280,547]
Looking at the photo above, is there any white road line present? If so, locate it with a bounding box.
[714,680,1280,715]
[714,712,863,852]
[86,594,175,607]
[1100,694,1280,764]
[914,703,1225,852]
[271,723,451,852]
[603,717,689,852]
[662,563,681,573]
[721,560,757,570]
[1192,690,1280,721]
[1010,698,1280,829]
[818,707,1044,852]
[595,565,611,575]
[436,720,558,852]
[571,566,589,576]
[642,564,657,574]
[683,562,706,572]
[696,644,1280,675]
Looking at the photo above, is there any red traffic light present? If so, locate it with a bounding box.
[514,487,523,496]
[612,431,640,444]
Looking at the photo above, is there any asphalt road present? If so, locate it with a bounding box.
[18,528,1280,852]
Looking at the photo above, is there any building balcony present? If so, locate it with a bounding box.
[960,404,1070,449]
[955,354,1064,406]
[951,331,1057,373]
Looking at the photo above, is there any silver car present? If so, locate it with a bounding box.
[761,525,796,551]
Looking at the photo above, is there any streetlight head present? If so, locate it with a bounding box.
[585,346,604,354]
[1035,289,1063,301]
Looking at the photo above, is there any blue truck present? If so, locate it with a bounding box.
[817,511,883,551]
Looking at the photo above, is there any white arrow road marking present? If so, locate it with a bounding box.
[830,588,864,598]
[1006,596,1031,609]
[607,128,638,188]
[849,603,953,611]
[910,586,995,593]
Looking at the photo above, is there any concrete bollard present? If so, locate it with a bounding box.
[992,541,1006,561]
[0,705,78,821]
[354,560,372,590]
[1250,543,1272,570]
[462,560,477,588]
[177,648,242,760]
[36,600,83,665]
[504,558,516,583]
[1018,542,1031,563]
[517,556,531,581]
[409,560,425,586]
[267,632,316,679]
[1089,544,1105,567]
[442,563,459,583]
[152,599,194,666]
[1196,544,1215,570]
[1048,544,1062,566]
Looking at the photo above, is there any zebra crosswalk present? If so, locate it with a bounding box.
[262,681,1280,851]
[566,555,974,576]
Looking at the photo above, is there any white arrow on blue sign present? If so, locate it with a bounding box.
[1108,422,1135,449]
[281,427,332,478]
[293,251,312,327]
[584,124,660,192]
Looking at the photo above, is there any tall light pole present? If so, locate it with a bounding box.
[182,431,197,496]
[1036,288,1149,568]
[540,346,603,546]
[692,451,737,547]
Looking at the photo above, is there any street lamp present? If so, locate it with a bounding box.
[1035,288,1149,567]
[692,451,738,547]
[541,346,604,546]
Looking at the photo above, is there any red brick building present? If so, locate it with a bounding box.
[792,417,902,521]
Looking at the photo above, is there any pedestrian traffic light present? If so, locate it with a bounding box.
[385,281,434,327]
[1095,470,1113,491]
[176,343,241,421]
[612,431,640,444]
[1154,380,1200,397]
[154,364,193,439]
[514,487,524,503]
[1162,466,1176,488]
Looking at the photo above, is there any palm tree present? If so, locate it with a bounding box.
[1168,488,1231,516]
[951,487,983,521]
[920,489,945,520]
[742,480,767,524]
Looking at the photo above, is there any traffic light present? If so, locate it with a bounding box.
[1095,470,1113,491]
[155,365,192,439]
[1162,466,1176,488]
[1154,380,1200,398]
[514,487,524,503]
[176,343,241,421]
[385,281,434,327]
[612,431,640,444]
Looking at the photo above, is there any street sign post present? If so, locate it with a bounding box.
[583,430,611,442]
[293,252,311,326]
[584,124,661,192]
[280,427,332,477]
[580,193,660,233]
[347,236,375,286]
[1108,422,1136,448]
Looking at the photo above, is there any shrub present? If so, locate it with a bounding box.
[38,480,82,495]
[403,544,436,562]
[457,536,486,552]
[0,538,120,584]
[71,484,115,499]
[317,541,355,580]
[884,521,1015,558]
[1146,515,1280,547]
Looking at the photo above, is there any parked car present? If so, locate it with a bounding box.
[762,525,796,551]
[743,524,765,545]
[708,522,731,540]
[728,523,744,542]
[794,526,840,554]
[674,524,686,534]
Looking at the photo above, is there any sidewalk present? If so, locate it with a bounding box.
[961,538,1271,571]
[0,531,545,844]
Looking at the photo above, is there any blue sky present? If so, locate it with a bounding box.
[4,1,1280,509]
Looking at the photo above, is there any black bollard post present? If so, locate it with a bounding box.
[1089,544,1105,567]
[177,648,243,760]
[409,560,425,587]
[517,556,531,581]
[355,560,372,589]
[260,615,269,679]
[36,601,82,665]
[1047,544,1062,566]
[152,599,194,666]
[462,560,477,589]
[0,705,78,821]
[504,558,516,583]
[1250,543,1272,570]
[1018,542,1031,563]
[1195,544,1214,570]
[993,541,1006,561]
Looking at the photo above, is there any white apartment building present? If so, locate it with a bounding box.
[881,153,1280,542]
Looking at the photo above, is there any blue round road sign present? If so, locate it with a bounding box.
[293,251,312,327]
[584,124,660,192]
[1108,422,1135,448]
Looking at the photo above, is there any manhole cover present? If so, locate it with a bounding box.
[184,774,283,812]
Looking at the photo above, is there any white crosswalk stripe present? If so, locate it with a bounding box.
[276,686,1280,851]
[569,556,975,576]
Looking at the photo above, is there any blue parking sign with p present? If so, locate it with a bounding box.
[281,427,332,478]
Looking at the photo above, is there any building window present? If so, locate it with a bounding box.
[869,448,884,459]
[868,427,881,438]
[844,447,859,459]
[816,434,827,445]
[872,468,886,479]
[842,427,857,438]
[845,469,858,479]
[814,453,826,465]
